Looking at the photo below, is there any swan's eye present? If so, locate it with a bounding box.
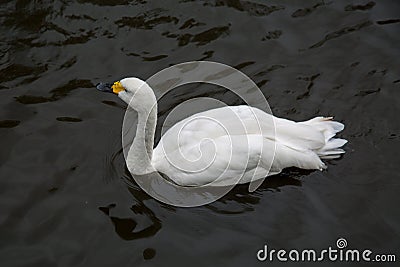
[112,81,125,94]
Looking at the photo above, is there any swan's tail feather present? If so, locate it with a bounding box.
[317,138,347,159]
[300,117,347,160]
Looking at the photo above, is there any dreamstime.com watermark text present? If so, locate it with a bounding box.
[257,238,396,263]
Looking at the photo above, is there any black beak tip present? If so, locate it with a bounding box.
[96,82,113,93]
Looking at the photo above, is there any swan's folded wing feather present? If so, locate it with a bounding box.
[153,134,270,186]
[272,117,326,151]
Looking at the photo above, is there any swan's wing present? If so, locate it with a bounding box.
[158,105,329,152]
[153,134,272,186]
[153,132,327,186]
[152,105,346,186]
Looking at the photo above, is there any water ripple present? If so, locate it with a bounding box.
[308,20,373,49]
[0,120,20,128]
[207,0,284,16]
[115,10,179,29]
[15,79,94,104]
[344,1,375,11]
[291,1,329,18]
[377,18,400,25]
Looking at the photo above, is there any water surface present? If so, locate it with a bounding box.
[0,0,399,266]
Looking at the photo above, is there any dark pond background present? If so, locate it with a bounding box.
[1,0,399,266]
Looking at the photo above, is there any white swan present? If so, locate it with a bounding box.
[97,77,347,187]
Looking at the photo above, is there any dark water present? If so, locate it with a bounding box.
[1,0,399,266]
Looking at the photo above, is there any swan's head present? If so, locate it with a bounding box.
[97,77,155,111]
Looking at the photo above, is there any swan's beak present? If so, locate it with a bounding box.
[96,82,113,93]
[96,81,125,94]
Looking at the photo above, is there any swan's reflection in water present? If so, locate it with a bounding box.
[98,197,161,240]
[100,154,163,241]
[126,166,306,208]
[99,173,304,240]
[99,144,313,240]
[205,168,306,213]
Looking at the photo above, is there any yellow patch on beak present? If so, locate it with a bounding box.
[112,81,124,94]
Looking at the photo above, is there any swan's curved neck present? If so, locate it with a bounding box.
[126,89,157,175]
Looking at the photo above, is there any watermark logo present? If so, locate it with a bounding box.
[257,238,396,263]
[122,61,275,207]
[336,237,347,249]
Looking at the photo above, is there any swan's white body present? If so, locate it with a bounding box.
[117,78,347,187]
